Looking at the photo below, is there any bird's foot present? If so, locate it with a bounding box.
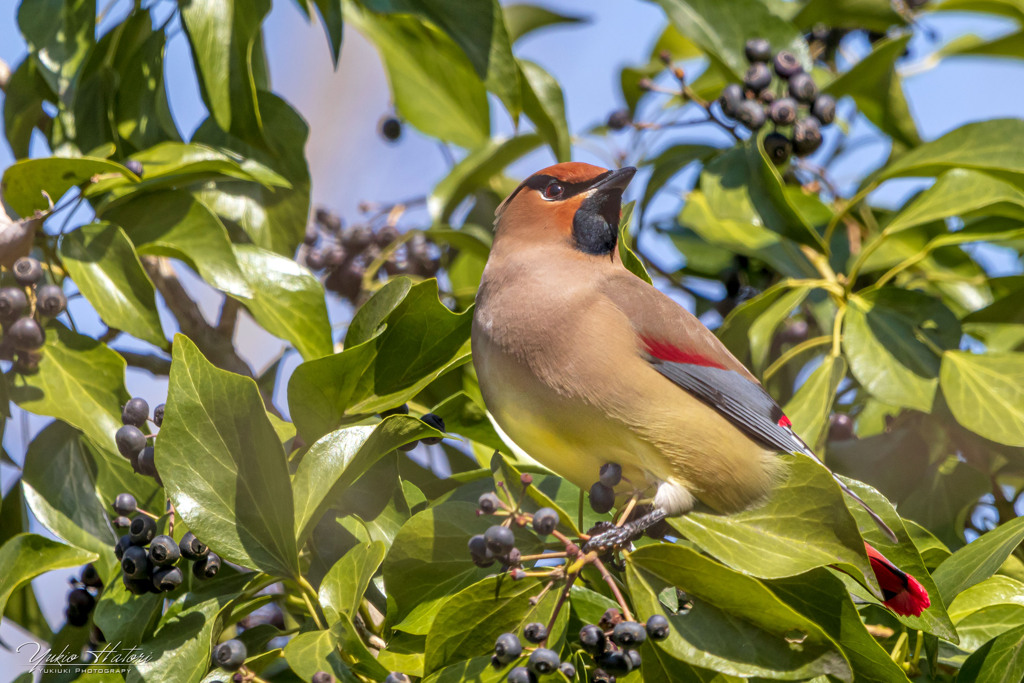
[583,508,668,553]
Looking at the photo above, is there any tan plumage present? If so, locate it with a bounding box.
[472,162,780,516]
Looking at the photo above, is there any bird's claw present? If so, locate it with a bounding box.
[583,522,640,553]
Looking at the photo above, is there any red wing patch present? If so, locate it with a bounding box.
[865,543,930,617]
[641,337,727,370]
[778,415,792,428]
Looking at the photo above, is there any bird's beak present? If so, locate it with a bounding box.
[590,166,637,194]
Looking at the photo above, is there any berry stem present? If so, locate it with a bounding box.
[541,571,578,647]
[296,576,327,630]
[616,494,640,528]
[593,556,635,622]
[166,498,176,537]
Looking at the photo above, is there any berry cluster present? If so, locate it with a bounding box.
[111,492,220,594]
[114,396,164,482]
[381,404,446,451]
[717,39,836,164]
[0,256,67,373]
[65,563,103,628]
[298,208,440,303]
[493,627,574,682]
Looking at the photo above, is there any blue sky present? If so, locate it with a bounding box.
[0,0,1023,670]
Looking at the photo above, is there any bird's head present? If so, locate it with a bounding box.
[493,162,636,256]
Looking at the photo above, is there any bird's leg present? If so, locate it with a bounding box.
[583,507,669,553]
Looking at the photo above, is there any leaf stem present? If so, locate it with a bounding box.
[592,556,634,622]
[762,336,832,381]
[297,575,327,630]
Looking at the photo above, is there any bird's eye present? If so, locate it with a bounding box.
[542,182,564,200]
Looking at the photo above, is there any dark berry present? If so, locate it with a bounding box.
[12,257,43,286]
[128,515,156,544]
[314,673,338,683]
[193,552,221,579]
[148,535,180,566]
[81,563,103,589]
[735,100,766,130]
[811,94,836,124]
[478,492,502,514]
[123,575,153,595]
[315,207,342,233]
[606,109,631,131]
[68,588,95,613]
[8,317,45,351]
[153,403,165,427]
[0,287,27,319]
[494,632,523,664]
[378,116,402,142]
[763,132,793,165]
[381,404,410,418]
[759,89,776,104]
[468,534,495,567]
[718,83,744,117]
[179,532,209,560]
[523,622,547,644]
[305,248,327,270]
[341,225,373,252]
[114,515,132,528]
[829,413,855,441]
[213,639,247,671]
[507,667,535,683]
[115,535,133,561]
[793,117,823,156]
[325,245,347,267]
[381,674,407,683]
[769,97,798,126]
[484,525,515,555]
[115,425,146,459]
[35,284,67,317]
[420,413,445,445]
[114,492,137,516]
[122,397,149,427]
[599,462,622,488]
[612,621,647,647]
[743,62,772,92]
[137,446,157,478]
[66,606,90,627]
[527,648,560,675]
[598,650,633,674]
[125,160,144,177]
[559,662,576,678]
[745,38,772,63]
[589,482,615,514]
[591,670,614,683]
[152,566,184,592]
[121,545,150,578]
[579,624,606,653]
[788,72,818,103]
[532,507,559,536]
[626,650,642,668]
[773,50,803,78]
[398,440,418,452]
[647,614,671,640]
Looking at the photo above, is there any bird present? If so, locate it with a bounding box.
[470,161,930,617]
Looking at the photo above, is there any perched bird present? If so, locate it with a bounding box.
[471,161,929,617]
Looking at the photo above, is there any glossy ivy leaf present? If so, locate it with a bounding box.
[640,144,720,215]
[932,516,1024,604]
[885,170,1024,234]
[717,282,809,364]
[880,118,1024,184]
[115,29,182,150]
[158,334,299,578]
[59,222,166,347]
[421,656,515,683]
[625,544,852,680]
[0,533,97,625]
[747,285,811,376]
[231,244,332,360]
[619,201,652,285]
[670,454,877,591]
[288,279,472,441]
[102,189,252,298]
[2,56,53,159]
[319,540,387,625]
[957,623,1024,683]
[937,30,1024,61]
[843,288,960,413]
[7,323,130,455]
[16,0,95,97]
[93,576,163,648]
[285,616,388,680]
[123,141,289,188]
[310,0,344,67]
[520,60,571,162]
[940,351,1024,447]
[292,417,443,547]
[504,3,585,43]
[793,0,903,33]
[783,354,846,451]
[1,157,132,218]
[948,575,1024,626]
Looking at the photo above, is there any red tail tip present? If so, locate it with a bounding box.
[865,542,930,617]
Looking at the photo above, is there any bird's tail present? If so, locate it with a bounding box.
[864,542,931,616]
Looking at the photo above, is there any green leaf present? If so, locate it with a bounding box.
[421,656,514,683]
[940,351,1024,447]
[641,144,720,214]
[102,189,252,298]
[783,354,846,451]
[121,141,290,187]
[288,279,472,441]
[178,0,269,139]
[626,544,851,680]
[793,0,903,32]
[59,222,166,347]
[948,575,1024,624]
[2,57,54,159]
[826,35,920,148]
[319,541,387,624]
[880,118,1024,185]
[886,170,1024,234]
[957,623,1024,682]
[429,134,544,221]
[158,334,298,577]
[618,201,652,285]
[504,3,584,42]
[7,323,129,454]
[232,244,332,360]
[348,1,490,148]
[17,0,95,97]
[747,285,811,375]
[934,0,1024,21]
[292,417,444,547]
[283,620,370,682]
[115,30,182,150]
[670,454,877,590]
[648,0,810,82]
[937,30,1024,61]
[1,157,131,218]
[843,289,960,412]
[93,577,163,648]
[932,516,1024,603]
[0,533,97,624]
[311,0,344,66]
[22,421,116,556]
[520,60,571,162]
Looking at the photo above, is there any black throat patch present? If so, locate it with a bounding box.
[572,189,622,255]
